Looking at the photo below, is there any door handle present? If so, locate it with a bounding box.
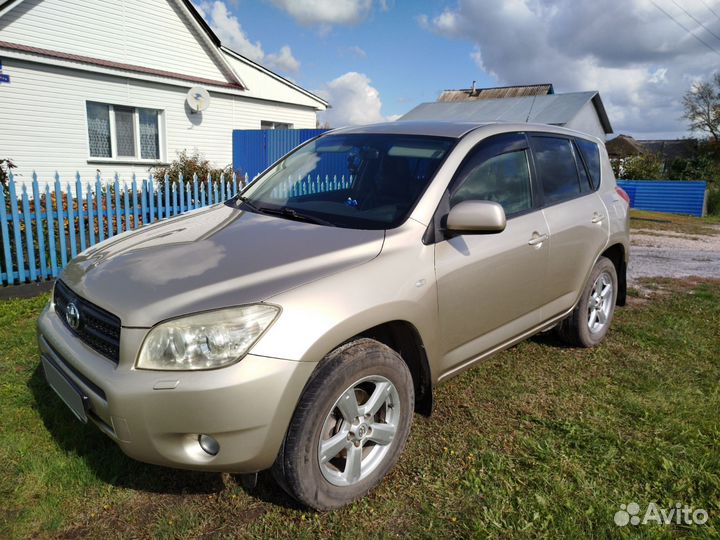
[591,212,605,224]
[528,233,549,246]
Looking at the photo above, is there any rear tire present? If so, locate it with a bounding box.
[558,256,618,347]
[272,338,414,510]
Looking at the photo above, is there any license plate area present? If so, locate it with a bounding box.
[42,355,89,423]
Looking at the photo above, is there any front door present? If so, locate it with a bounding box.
[435,133,549,377]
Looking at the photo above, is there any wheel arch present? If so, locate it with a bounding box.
[353,320,434,416]
[599,243,627,306]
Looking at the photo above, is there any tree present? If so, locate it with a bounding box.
[682,73,720,141]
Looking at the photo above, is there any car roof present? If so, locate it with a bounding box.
[327,120,603,144]
[329,121,490,138]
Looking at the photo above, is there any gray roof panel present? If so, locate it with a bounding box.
[400,92,612,133]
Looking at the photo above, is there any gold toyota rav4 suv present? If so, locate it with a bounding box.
[38,121,630,510]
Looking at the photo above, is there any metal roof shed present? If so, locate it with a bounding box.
[401,91,613,140]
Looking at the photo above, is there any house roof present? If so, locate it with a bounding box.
[605,134,647,158]
[401,91,613,134]
[438,83,554,102]
[0,0,329,109]
[0,39,244,89]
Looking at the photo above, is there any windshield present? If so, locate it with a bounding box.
[236,133,456,229]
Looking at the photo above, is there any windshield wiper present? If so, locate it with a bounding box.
[234,195,260,212]
[256,206,336,227]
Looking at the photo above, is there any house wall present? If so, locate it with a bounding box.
[0,58,318,186]
[0,0,229,82]
[566,101,607,141]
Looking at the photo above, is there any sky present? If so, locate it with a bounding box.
[193,0,720,139]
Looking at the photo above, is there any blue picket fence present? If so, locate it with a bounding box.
[1,172,250,286]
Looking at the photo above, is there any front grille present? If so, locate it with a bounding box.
[54,280,121,364]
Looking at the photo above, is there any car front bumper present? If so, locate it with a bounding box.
[37,302,317,473]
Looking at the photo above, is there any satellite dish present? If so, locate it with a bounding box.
[186,86,210,113]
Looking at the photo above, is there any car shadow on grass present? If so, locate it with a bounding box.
[27,364,300,509]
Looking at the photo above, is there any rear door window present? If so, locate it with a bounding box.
[530,136,582,205]
[575,138,602,190]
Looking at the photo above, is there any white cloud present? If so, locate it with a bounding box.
[265,45,301,74]
[317,72,392,127]
[269,0,373,26]
[346,45,368,59]
[420,0,720,138]
[195,1,300,74]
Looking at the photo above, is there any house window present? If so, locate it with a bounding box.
[86,102,163,160]
[261,121,292,130]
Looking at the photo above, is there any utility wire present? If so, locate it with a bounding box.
[650,0,720,57]
[670,0,720,42]
[698,0,720,22]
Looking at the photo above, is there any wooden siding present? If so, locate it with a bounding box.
[0,0,229,82]
[0,59,318,185]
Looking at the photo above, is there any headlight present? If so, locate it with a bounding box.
[136,304,279,370]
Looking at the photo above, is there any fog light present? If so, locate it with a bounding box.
[198,434,219,456]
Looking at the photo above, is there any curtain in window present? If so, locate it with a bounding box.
[139,109,159,159]
[86,102,111,158]
[114,106,136,157]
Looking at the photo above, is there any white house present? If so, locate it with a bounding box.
[0,0,328,186]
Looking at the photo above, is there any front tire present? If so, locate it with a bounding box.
[272,338,414,510]
[558,256,618,347]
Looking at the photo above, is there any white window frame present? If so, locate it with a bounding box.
[261,120,293,130]
[85,101,166,164]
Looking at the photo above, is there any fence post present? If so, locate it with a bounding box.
[95,177,105,242]
[131,175,139,230]
[66,182,77,259]
[75,173,86,252]
[172,182,178,216]
[54,173,67,267]
[148,176,155,224]
[193,173,199,209]
[30,174,47,280]
[185,182,192,211]
[45,184,58,277]
[220,174,226,201]
[123,182,130,232]
[141,179,148,225]
[20,185,37,281]
[114,175,121,235]
[8,174,26,282]
[232,172,238,196]
[164,174,170,219]
[105,180,113,238]
[178,173,185,214]
[87,183,96,247]
[0,181,12,285]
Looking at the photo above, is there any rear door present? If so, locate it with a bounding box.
[529,134,610,318]
[435,133,550,375]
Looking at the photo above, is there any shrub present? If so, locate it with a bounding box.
[612,153,665,180]
[150,150,234,187]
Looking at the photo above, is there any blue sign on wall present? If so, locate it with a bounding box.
[0,73,9,84]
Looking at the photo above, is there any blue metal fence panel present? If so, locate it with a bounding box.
[617,180,707,217]
[232,129,327,180]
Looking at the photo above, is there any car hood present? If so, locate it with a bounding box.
[59,204,385,327]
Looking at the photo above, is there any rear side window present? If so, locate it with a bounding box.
[576,138,602,189]
[531,136,581,204]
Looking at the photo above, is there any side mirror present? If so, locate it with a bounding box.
[446,200,507,234]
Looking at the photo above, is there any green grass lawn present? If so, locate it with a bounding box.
[630,209,720,236]
[1,279,718,539]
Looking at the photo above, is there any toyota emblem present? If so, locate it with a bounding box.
[65,302,81,330]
